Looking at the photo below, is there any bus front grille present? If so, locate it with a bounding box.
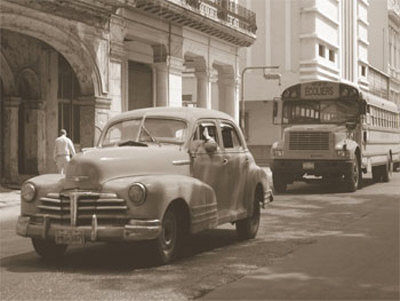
[289,131,329,151]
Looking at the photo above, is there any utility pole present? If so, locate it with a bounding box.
[240,65,281,131]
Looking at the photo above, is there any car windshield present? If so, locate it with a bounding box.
[100,117,187,147]
[282,100,360,124]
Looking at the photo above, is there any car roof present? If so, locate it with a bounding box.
[107,106,236,124]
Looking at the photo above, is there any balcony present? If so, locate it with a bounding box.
[388,0,400,25]
[133,0,257,47]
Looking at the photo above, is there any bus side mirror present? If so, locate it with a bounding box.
[273,101,278,118]
[272,97,282,125]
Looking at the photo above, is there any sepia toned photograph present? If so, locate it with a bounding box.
[0,0,399,300]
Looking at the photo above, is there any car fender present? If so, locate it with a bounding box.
[20,174,65,215]
[242,164,269,214]
[102,174,218,234]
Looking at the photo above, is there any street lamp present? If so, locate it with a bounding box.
[240,65,281,131]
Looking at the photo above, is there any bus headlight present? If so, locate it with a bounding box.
[336,150,349,157]
[21,182,36,202]
[273,150,284,157]
[128,183,146,206]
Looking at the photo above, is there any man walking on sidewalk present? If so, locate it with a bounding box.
[53,129,76,174]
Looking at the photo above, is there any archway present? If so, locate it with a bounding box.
[17,69,41,175]
[0,80,3,181]
[0,28,100,182]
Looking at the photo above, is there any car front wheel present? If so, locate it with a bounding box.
[31,238,67,260]
[236,188,262,240]
[153,207,182,265]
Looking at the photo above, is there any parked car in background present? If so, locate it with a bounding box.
[17,107,273,264]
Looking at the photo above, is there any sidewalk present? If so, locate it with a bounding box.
[0,185,20,209]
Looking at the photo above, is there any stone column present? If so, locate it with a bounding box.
[153,56,184,107]
[29,101,46,174]
[210,69,219,110]
[168,56,184,107]
[78,96,111,147]
[153,63,169,107]
[41,48,58,173]
[195,70,211,109]
[219,76,240,122]
[3,97,20,183]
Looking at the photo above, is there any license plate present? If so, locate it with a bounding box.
[55,229,85,245]
[302,162,314,169]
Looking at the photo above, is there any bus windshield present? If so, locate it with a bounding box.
[282,99,360,124]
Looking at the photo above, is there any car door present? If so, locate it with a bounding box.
[189,120,229,217]
[219,120,250,217]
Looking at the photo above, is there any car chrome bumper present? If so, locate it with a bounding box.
[16,215,161,242]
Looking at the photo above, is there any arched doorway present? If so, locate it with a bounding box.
[0,29,98,183]
[0,80,3,181]
[17,69,41,175]
[58,55,81,146]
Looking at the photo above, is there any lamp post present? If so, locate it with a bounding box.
[240,65,281,131]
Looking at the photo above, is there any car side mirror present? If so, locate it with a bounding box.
[204,140,218,153]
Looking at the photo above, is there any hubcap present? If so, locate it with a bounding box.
[161,212,176,252]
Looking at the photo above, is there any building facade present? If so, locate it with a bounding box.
[244,0,400,165]
[0,0,257,184]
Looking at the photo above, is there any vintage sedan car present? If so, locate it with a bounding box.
[17,107,273,264]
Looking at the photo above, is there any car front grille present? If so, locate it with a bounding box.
[38,191,128,226]
[289,131,329,151]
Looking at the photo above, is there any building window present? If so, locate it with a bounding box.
[318,44,325,57]
[329,49,335,62]
[361,65,366,77]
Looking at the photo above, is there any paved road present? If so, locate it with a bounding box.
[1,173,399,300]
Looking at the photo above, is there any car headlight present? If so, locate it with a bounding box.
[128,183,146,206]
[273,150,284,157]
[21,182,36,202]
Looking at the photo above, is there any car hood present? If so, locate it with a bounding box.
[64,145,190,190]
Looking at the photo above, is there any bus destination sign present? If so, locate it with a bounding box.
[301,82,339,99]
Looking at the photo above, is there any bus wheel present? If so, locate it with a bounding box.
[382,159,392,183]
[273,173,287,193]
[345,157,360,192]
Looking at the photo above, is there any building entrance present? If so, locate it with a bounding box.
[128,61,153,110]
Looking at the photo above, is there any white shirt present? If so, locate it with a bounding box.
[53,134,76,160]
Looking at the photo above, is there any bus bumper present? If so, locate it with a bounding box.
[271,159,353,178]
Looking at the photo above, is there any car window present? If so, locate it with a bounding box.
[102,119,141,146]
[139,118,187,144]
[101,117,187,147]
[220,122,242,150]
[191,121,220,153]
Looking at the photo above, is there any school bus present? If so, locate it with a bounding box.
[271,80,400,193]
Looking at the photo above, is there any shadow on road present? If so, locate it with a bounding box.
[0,228,241,273]
[279,177,376,195]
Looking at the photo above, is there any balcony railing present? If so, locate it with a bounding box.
[134,0,257,46]
[186,0,257,33]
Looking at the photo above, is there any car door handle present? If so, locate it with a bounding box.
[223,158,229,165]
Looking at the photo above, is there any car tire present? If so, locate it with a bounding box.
[382,159,392,183]
[31,238,67,260]
[236,188,261,240]
[153,206,182,265]
[344,156,360,192]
